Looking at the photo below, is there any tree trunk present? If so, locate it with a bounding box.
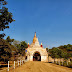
[60,58,61,62]
[48,55,49,62]
[54,58,55,63]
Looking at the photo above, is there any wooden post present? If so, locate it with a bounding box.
[18,61,19,66]
[8,61,9,71]
[52,61,53,63]
[20,60,21,66]
[56,61,57,64]
[67,61,68,66]
[62,61,63,66]
[22,60,23,65]
[59,61,60,65]
[14,61,15,69]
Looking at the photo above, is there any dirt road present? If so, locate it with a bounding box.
[10,61,72,72]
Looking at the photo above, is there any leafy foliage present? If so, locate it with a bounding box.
[49,44,72,62]
[5,36,14,44]
[46,48,48,53]
[0,38,12,63]
[58,44,72,59]
[0,37,18,63]
[0,0,15,38]
[16,41,28,56]
[49,47,60,62]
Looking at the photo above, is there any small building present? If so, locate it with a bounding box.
[26,32,48,62]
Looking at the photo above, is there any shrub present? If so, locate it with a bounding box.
[68,61,72,68]
[63,61,68,67]
[56,61,59,65]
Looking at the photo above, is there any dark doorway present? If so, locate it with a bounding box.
[33,52,41,61]
[25,56,27,60]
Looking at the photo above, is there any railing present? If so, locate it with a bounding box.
[0,60,27,72]
[51,60,72,67]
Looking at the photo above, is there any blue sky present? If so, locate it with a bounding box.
[3,0,72,48]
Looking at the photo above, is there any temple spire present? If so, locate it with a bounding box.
[34,32,36,37]
[33,32,37,43]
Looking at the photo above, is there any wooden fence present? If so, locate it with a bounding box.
[0,60,27,72]
[52,60,71,66]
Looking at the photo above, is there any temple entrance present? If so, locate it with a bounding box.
[33,51,41,61]
[25,56,27,60]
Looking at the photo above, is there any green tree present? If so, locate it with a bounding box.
[12,40,20,47]
[46,48,49,62]
[58,44,72,60]
[0,0,15,38]
[19,41,28,56]
[6,36,14,44]
[0,39,12,63]
[49,47,59,62]
[57,49,64,61]
[0,37,18,63]
[46,48,48,53]
[14,41,28,56]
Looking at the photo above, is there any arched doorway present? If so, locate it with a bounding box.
[25,56,27,60]
[33,51,41,61]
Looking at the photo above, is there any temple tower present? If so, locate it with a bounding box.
[26,32,48,62]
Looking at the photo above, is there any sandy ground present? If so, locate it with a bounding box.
[10,61,72,72]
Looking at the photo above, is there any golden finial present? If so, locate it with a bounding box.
[28,42,29,45]
[41,42,42,45]
[34,32,36,37]
[33,32,37,43]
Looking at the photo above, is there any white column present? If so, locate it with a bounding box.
[30,56,33,61]
[27,55,30,61]
[41,56,47,61]
[41,56,45,61]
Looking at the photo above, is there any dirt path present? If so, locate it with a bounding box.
[10,61,72,72]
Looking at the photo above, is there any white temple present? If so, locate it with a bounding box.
[26,32,48,62]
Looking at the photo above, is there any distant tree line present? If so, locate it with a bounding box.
[47,44,72,62]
